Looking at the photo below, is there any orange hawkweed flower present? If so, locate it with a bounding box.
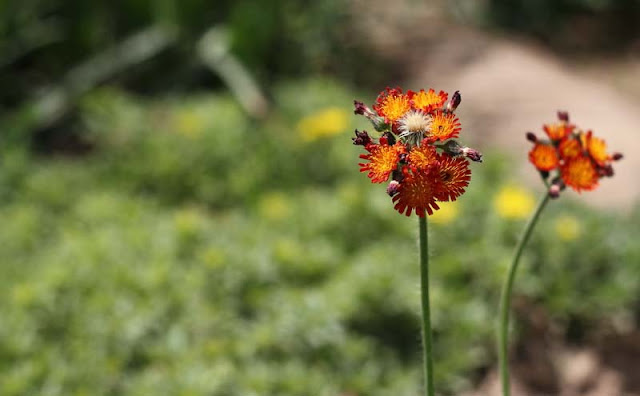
[428,111,461,142]
[409,89,447,113]
[392,169,440,217]
[407,143,439,172]
[543,122,573,142]
[584,131,610,166]
[561,155,599,192]
[528,143,559,171]
[558,137,582,160]
[525,112,621,198]
[434,154,471,202]
[373,88,412,124]
[359,141,406,183]
[353,87,481,217]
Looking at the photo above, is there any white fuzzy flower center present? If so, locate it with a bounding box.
[398,110,431,141]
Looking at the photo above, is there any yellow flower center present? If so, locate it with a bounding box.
[587,135,608,165]
[380,95,411,122]
[429,112,460,141]
[412,89,446,111]
[562,156,598,191]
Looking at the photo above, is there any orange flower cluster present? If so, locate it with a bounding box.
[353,87,482,217]
[527,112,622,197]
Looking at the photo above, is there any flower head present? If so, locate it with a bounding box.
[529,143,559,171]
[410,89,447,113]
[428,111,461,142]
[433,154,471,202]
[359,141,406,183]
[353,87,481,217]
[397,110,431,146]
[584,131,610,166]
[561,155,599,192]
[526,112,621,196]
[373,87,412,124]
[392,169,440,217]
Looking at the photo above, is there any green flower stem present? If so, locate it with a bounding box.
[419,216,435,396]
[498,193,550,396]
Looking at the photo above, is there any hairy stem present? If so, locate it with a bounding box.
[419,216,434,396]
[498,193,550,396]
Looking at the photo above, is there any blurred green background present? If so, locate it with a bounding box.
[1,1,639,395]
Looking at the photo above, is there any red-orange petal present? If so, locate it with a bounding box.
[558,137,582,160]
[358,142,405,183]
[409,89,448,114]
[427,111,460,142]
[373,87,411,124]
[528,143,559,171]
[543,122,574,142]
[433,154,471,202]
[561,155,599,192]
[585,131,610,167]
[407,144,439,173]
[392,169,440,217]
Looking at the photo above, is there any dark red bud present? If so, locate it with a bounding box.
[354,100,367,115]
[612,152,623,161]
[462,147,483,162]
[599,164,614,177]
[446,91,461,112]
[548,183,561,199]
[352,129,372,146]
[381,131,396,146]
[386,180,401,197]
[557,111,569,122]
[526,132,537,143]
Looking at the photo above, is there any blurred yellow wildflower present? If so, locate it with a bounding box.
[494,185,535,219]
[258,192,291,221]
[297,107,349,141]
[554,215,581,241]
[429,201,459,225]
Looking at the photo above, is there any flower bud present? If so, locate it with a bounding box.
[548,183,561,199]
[381,131,396,146]
[526,132,537,143]
[352,129,372,146]
[461,147,483,162]
[612,152,623,161]
[386,180,401,197]
[598,164,614,177]
[446,91,461,112]
[440,140,463,156]
[354,100,388,132]
[557,111,569,122]
[353,100,373,117]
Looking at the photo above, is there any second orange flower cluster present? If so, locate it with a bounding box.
[527,112,622,197]
[353,88,482,217]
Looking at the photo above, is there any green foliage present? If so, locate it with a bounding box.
[1,79,638,395]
